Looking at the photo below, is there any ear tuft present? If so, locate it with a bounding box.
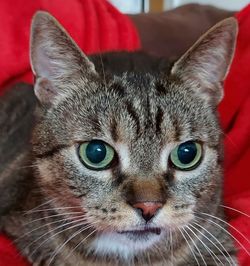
[171,17,238,105]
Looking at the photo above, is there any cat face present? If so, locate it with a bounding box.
[30,12,237,261]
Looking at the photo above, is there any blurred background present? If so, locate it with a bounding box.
[109,0,249,13]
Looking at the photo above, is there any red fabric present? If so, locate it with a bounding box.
[0,0,140,94]
[221,5,250,266]
[0,235,29,266]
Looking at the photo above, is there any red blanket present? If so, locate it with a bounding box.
[221,5,250,266]
[0,0,140,92]
[0,0,250,265]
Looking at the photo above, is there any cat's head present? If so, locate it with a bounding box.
[30,12,237,262]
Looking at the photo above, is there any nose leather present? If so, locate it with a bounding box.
[132,202,163,222]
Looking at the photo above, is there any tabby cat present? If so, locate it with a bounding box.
[0,11,238,266]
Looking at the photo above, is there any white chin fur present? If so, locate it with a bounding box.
[89,231,164,261]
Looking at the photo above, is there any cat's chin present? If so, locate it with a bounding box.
[89,228,165,261]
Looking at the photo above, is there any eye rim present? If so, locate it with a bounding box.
[77,140,117,171]
[169,141,203,171]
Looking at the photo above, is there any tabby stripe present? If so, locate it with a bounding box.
[75,193,87,198]
[145,94,152,129]
[111,167,127,187]
[155,106,164,135]
[110,117,119,142]
[172,116,181,141]
[35,144,69,159]
[165,167,175,185]
[89,116,101,132]
[155,82,166,96]
[125,101,140,136]
[110,83,126,98]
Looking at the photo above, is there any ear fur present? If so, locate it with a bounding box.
[171,17,238,104]
[30,11,98,105]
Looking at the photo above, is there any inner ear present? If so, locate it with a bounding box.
[30,11,98,105]
[171,18,238,105]
[34,78,60,108]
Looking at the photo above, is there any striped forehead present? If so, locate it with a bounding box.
[103,89,181,171]
[106,87,180,145]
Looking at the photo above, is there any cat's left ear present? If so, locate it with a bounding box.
[171,18,238,104]
[30,11,98,106]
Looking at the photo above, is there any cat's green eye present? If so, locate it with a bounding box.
[78,140,115,170]
[170,141,202,170]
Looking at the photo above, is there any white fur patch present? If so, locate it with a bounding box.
[159,143,177,172]
[115,143,130,171]
[89,231,165,261]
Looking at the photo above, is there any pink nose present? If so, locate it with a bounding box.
[132,202,163,222]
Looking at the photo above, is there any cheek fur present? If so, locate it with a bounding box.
[36,155,86,215]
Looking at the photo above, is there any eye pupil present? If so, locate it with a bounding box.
[86,140,107,164]
[177,141,197,164]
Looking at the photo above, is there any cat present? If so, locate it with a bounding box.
[0,11,238,266]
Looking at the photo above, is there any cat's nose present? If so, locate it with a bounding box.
[132,202,163,222]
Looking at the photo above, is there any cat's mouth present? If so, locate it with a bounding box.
[118,227,161,236]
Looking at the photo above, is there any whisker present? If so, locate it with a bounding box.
[186,224,222,266]
[27,217,93,256]
[146,250,152,266]
[15,214,85,242]
[192,221,236,266]
[198,212,250,249]
[98,53,107,89]
[60,229,98,264]
[23,211,84,225]
[29,220,98,259]
[24,199,54,214]
[178,228,200,266]
[220,204,250,219]
[170,230,174,266]
[219,130,238,151]
[25,206,83,214]
[48,224,97,265]
[16,163,38,170]
[182,226,207,265]
[195,213,250,256]
[153,243,168,265]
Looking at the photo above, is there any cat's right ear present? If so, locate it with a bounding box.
[170,18,238,105]
[30,11,98,106]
